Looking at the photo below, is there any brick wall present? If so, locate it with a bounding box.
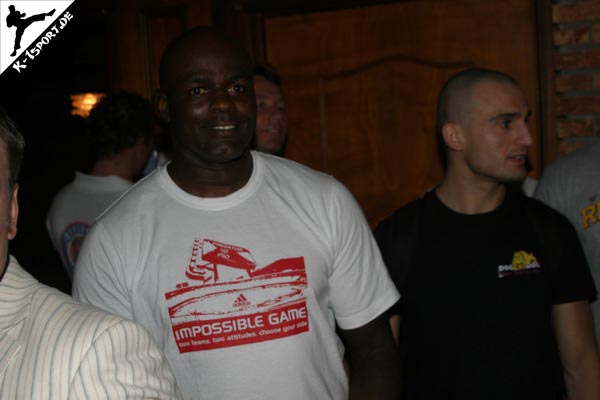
[553,0,600,154]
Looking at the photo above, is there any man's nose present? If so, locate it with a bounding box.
[271,109,286,122]
[209,93,234,112]
[517,121,533,146]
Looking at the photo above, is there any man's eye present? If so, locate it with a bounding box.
[501,120,512,129]
[229,84,246,94]
[190,87,207,96]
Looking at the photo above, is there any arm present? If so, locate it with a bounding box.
[553,301,600,400]
[342,313,400,400]
[72,223,134,319]
[69,320,182,399]
[389,314,400,344]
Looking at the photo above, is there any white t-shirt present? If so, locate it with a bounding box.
[46,172,132,278]
[521,176,538,197]
[73,152,399,400]
[535,141,600,345]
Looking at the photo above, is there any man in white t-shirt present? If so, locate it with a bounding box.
[73,27,400,400]
[46,92,155,279]
[0,105,181,399]
[535,140,600,350]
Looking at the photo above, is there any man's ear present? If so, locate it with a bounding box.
[153,89,170,124]
[8,184,18,241]
[134,135,149,151]
[133,136,151,160]
[442,122,465,152]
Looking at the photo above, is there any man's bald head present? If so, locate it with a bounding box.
[158,26,253,94]
[436,68,519,166]
[438,68,518,130]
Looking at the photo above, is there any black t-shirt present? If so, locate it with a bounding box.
[374,190,596,400]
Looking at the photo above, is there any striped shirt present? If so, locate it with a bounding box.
[0,256,182,399]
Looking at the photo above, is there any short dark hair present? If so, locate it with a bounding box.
[0,106,25,188]
[436,68,519,168]
[87,92,154,160]
[254,63,282,87]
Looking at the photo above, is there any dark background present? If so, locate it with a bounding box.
[0,1,110,293]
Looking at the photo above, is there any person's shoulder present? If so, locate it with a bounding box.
[544,141,600,174]
[375,196,426,231]
[30,283,127,331]
[259,152,333,182]
[27,285,181,398]
[519,193,560,213]
[48,177,79,206]
[29,283,163,352]
[518,194,572,228]
[95,167,162,222]
[257,152,340,196]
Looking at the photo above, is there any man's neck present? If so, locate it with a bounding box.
[0,256,9,283]
[167,151,253,198]
[90,156,134,182]
[435,172,506,215]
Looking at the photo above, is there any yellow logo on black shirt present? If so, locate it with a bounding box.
[497,251,541,278]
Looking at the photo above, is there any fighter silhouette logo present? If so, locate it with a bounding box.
[6,4,55,56]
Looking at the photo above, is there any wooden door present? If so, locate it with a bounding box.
[108,0,544,227]
[262,0,541,226]
[108,0,212,97]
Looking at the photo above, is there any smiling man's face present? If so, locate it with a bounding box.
[254,76,287,156]
[161,31,256,166]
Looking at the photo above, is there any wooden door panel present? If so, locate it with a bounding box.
[264,0,540,226]
[320,59,467,225]
[109,0,212,97]
[141,7,187,95]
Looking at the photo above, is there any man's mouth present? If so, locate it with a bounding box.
[208,125,236,131]
[508,153,527,164]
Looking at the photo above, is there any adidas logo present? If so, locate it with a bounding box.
[232,294,251,308]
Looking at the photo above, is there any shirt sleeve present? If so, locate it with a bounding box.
[534,163,567,214]
[551,212,597,304]
[325,180,400,330]
[373,214,404,317]
[72,222,134,320]
[69,319,182,399]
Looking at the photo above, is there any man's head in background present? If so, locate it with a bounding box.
[253,63,288,156]
[87,92,155,180]
[0,106,23,276]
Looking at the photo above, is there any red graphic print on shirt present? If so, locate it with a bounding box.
[165,239,310,353]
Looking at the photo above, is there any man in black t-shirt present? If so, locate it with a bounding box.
[375,68,600,400]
